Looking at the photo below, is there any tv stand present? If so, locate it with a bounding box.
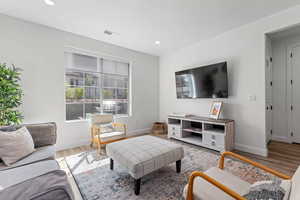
[167,115,234,152]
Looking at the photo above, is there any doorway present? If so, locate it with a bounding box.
[266,25,300,144]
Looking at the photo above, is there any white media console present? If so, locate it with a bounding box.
[167,115,235,152]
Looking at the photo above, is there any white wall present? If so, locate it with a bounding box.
[0,14,159,150]
[159,5,300,156]
[270,34,300,142]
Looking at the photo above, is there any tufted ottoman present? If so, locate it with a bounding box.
[106,135,184,195]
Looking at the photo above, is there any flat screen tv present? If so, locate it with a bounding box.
[175,62,228,98]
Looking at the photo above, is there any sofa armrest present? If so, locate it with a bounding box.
[25,122,57,148]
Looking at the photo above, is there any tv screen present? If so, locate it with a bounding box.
[175,62,228,98]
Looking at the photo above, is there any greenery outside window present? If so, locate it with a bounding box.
[65,52,130,121]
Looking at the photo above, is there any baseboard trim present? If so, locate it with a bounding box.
[271,136,291,143]
[128,128,151,136]
[55,139,89,151]
[55,127,152,151]
[235,143,268,157]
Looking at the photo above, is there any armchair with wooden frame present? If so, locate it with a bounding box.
[90,114,127,153]
[184,151,300,200]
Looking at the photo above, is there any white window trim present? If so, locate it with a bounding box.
[64,47,132,122]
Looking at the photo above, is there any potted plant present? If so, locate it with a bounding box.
[0,63,23,126]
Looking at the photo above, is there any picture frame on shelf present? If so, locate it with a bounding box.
[209,101,223,119]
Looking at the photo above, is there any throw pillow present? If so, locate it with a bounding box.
[243,179,291,200]
[0,126,35,166]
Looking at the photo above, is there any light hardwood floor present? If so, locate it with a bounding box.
[235,141,300,176]
[56,139,300,199]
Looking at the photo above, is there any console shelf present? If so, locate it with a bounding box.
[182,128,203,134]
[167,115,235,152]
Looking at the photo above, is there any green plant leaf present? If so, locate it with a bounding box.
[0,63,23,125]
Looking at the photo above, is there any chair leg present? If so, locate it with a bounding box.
[110,158,114,170]
[97,139,101,154]
[134,178,141,195]
[176,160,181,173]
[90,127,94,147]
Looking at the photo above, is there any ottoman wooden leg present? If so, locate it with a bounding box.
[134,178,141,195]
[176,160,181,173]
[110,158,114,170]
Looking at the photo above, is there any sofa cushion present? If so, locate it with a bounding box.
[0,125,21,132]
[0,145,55,171]
[0,127,35,166]
[0,160,59,190]
[183,167,251,200]
[25,122,57,148]
[0,169,74,200]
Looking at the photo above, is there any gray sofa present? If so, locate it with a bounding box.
[0,122,74,200]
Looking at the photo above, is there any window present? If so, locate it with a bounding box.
[65,52,130,121]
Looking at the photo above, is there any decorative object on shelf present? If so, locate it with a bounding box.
[209,101,223,119]
[151,122,167,135]
[0,63,23,126]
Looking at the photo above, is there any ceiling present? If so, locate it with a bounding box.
[1,0,300,56]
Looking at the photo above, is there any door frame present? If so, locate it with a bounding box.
[287,43,300,143]
[265,35,273,144]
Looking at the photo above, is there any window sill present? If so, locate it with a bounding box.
[65,114,130,123]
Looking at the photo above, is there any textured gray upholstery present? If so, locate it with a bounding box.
[25,122,57,148]
[0,160,59,189]
[0,122,73,200]
[0,122,57,148]
[107,136,184,179]
[0,161,74,200]
[0,145,56,171]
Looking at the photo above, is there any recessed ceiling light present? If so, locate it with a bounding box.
[155,41,161,45]
[44,0,55,6]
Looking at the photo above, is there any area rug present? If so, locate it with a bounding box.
[65,140,275,200]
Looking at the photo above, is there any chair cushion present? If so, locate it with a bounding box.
[0,127,35,166]
[99,131,125,142]
[95,123,115,133]
[183,167,251,200]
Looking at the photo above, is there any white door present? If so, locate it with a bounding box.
[265,36,273,143]
[291,45,300,143]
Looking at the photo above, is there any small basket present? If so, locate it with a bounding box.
[151,122,167,135]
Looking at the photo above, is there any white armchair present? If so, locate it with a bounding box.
[184,152,298,200]
[90,114,127,153]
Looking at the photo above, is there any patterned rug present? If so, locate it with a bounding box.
[65,139,275,200]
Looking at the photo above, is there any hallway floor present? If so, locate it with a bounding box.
[235,141,300,176]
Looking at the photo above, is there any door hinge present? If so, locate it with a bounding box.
[291,105,294,111]
[291,52,293,58]
[291,132,294,137]
[270,81,273,86]
[270,57,273,62]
